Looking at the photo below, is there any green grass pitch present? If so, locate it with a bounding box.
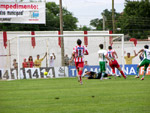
[0,76,150,113]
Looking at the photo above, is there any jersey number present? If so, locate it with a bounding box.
[108,53,112,58]
[78,49,83,57]
[99,53,103,58]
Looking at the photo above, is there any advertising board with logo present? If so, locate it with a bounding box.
[54,67,69,78]
[0,2,45,24]
[0,67,69,80]
[0,67,55,80]
[68,65,150,77]
[0,65,150,80]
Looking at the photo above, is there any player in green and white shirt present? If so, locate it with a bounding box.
[135,45,150,80]
[98,44,107,80]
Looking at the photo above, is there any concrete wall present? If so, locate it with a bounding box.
[0,31,149,69]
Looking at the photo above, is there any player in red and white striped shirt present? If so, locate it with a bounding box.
[71,39,89,84]
[105,46,126,79]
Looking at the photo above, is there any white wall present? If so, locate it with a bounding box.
[0,31,149,69]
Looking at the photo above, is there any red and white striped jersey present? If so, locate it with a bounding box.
[73,45,88,62]
[107,49,116,61]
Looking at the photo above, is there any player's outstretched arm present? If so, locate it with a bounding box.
[84,50,89,55]
[43,52,47,59]
[134,50,137,56]
[136,49,144,56]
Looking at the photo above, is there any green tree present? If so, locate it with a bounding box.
[116,0,150,39]
[90,9,120,31]
[77,25,91,31]
[90,18,103,30]
[0,2,78,31]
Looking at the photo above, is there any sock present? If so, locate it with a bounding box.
[142,71,146,78]
[101,72,105,79]
[79,76,82,82]
[78,70,83,82]
[78,70,83,76]
[137,67,139,76]
[120,71,126,78]
[112,68,115,74]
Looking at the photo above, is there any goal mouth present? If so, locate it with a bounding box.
[16,33,125,79]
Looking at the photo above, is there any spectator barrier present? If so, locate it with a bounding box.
[0,67,68,80]
[68,65,150,77]
[0,65,150,80]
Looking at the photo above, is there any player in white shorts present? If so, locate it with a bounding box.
[98,44,107,80]
[135,45,150,80]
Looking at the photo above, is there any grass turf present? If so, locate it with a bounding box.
[0,76,150,113]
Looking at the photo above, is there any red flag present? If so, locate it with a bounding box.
[3,31,7,49]
[109,30,113,46]
[58,31,61,48]
[84,31,88,47]
[31,31,36,48]
[130,38,137,46]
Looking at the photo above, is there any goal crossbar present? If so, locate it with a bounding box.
[18,34,124,38]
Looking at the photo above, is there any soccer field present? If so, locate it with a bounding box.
[0,76,150,113]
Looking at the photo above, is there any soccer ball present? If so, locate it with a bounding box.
[44,72,48,76]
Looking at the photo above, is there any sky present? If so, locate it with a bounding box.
[1,0,126,27]
[46,0,126,27]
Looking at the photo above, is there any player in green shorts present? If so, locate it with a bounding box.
[135,45,150,80]
[98,44,107,80]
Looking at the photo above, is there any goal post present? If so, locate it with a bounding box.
[17,33,125,79]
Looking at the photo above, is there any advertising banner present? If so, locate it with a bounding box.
[0,67,55,80]
[54,67,69,78]
[0,2,45,24]
[0,67,69,80]
[68,65,150,77]
[0,65,150,80]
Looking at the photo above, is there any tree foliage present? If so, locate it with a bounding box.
[77,25,91,31]
[90,18,103,30]
[116,0,150,39]
[90,9,120,31]
[90,0,150,39]
[0,2,78,31]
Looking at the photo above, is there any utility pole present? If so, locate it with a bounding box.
[102,14,106,49]
[102,14,105,31]
[59,0,65,66]
[112,0,115,33]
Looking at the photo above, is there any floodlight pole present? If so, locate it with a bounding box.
[59,0,65,66]
[102,14,105,31]
[112,0,115,33]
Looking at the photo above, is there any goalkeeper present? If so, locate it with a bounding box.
[83,71,111,79]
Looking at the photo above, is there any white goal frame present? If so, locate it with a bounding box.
[17,34,125,79]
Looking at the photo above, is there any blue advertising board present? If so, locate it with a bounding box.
[68,64,138,77]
